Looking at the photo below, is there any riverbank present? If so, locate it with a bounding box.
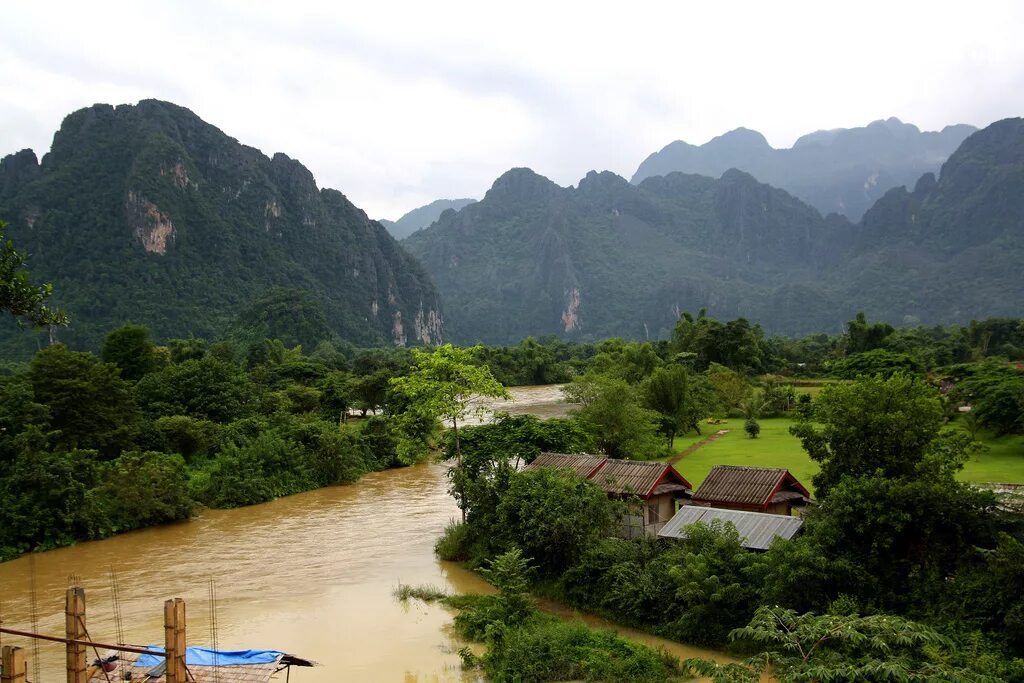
[0,460,748,681]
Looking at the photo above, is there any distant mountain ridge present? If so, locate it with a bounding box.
[406,118,1023,344]
[632,118,977,220]
[380,198,476,239]
[0,100,444,354]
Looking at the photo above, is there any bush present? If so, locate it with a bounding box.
[494,468,614,575]
[435,520,472,561]
[744,418,760,438]
[484,620,684,682]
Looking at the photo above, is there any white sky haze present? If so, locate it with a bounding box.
[2,0,1023,218]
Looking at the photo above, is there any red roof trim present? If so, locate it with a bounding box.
[644,464,693,499]
[585,459,609,479]
[784,471,812,498]
[760,470,789,508]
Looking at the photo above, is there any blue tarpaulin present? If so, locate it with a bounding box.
[135,647,284,668]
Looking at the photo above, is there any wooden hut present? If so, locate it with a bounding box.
[690,465,812,515]
[524,453,693,537]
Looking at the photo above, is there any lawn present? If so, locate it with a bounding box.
[957,430,1024,484]
[671,418,821,494]
[668,417,1024,495]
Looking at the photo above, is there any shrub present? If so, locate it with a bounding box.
[435,520,472,561]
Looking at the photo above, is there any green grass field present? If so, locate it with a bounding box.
[668,417,1024,494]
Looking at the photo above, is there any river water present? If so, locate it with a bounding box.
[0,386,735,682]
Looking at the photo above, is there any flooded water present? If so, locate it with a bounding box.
[0,385,738,681]
[462,383,572,426]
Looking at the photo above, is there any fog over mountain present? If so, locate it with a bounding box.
[632,118,976,221]
[380,198,476,239]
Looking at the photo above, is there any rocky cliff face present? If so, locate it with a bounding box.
[404,166,846,343]
[0,100,443,353]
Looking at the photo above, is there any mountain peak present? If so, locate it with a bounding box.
[577,170,631,193]
[707,127,771,150]
[485,167,562,202]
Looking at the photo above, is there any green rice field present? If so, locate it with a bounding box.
[668,417,1024,495]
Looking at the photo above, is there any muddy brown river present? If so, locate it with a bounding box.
[0,386,739,681]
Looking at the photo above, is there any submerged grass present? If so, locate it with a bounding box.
[394,583,448,602]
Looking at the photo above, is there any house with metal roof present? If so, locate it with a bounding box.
[523,453,693,537]
[691,465,812,515]
[657,506,804,550]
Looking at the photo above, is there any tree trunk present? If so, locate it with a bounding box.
[453,415,465,522]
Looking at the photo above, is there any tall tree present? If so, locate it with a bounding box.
[643,364,711,453]
[102,323,162,381]
[390,344,509,516]
[563,373,661,458]
[790,373,945,497]
[390,344,509,458]
[28,344,139,455]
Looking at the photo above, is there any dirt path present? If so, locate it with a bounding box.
[668,429,731,465]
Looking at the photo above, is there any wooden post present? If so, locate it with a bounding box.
[164,598,186,683]
[65,587,87,683]
[2,646,28,683]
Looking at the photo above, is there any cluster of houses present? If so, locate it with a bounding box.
[523,454,813,550]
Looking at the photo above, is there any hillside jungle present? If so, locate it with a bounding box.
[1,231,1023,681]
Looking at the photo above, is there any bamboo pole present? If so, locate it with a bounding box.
[66,587,88,683]
[164,598,186,683]
[0,628,164,657]
[1,646,28,683]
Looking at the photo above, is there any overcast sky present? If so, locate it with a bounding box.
[2,1,1023,219]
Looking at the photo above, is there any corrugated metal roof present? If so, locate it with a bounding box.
[524,452,607,479]
[590,460,690,498]
[657,506,804,550]
[692,465,809,508]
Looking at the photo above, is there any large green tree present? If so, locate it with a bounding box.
[390,344,509,516]
[790,373,946,497]
[390,344,509,460]
[102,323,163,381]
[643,364,712,452]
[563,373,661,458]
[28,344,139,455]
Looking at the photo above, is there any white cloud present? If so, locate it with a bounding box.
[2,0,1023,218]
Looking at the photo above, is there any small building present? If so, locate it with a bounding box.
[524,453,693,537]
[658,506,804,550]
[691,465,812,515]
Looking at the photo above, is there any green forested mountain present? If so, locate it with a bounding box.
[0,100,444,355]
[632,118,976,220]
[404,119,1024,344]
[380,198,476,239]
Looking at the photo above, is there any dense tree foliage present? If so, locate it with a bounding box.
[790,373,947,496]
[0,326,421,561]
[435,351,1024,680]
